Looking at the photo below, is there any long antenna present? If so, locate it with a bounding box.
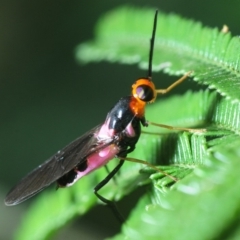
[148,10,158,80]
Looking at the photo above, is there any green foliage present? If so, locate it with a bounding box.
[76,6,240,101]
[15,6,240,240]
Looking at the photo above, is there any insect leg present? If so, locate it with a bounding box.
[147,121,206,133]
[104,164,118,184]
[156,71,193,94]
[94,160,125,223]
[118,156,177,182]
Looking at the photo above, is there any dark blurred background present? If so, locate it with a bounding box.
[1,0,239,239]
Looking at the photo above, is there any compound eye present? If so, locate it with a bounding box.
[132,78,157,103]
[136,85,155,102]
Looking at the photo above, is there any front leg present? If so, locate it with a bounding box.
[141,116,148,127]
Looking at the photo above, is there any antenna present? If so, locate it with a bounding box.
[148,10,158,80]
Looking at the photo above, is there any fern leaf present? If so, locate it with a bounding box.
[76,6,240,101]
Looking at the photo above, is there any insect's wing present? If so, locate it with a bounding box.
[5,124,113,206]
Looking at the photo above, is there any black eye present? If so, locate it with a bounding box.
[136,85,154,102]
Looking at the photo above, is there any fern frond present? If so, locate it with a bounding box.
[76,6,240,101]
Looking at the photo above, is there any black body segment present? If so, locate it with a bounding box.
[107,96,145,156]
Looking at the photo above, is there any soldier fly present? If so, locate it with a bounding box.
[5,10,202,223]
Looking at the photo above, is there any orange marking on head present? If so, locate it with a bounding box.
[129,78,157,118]
[129,96,146,118]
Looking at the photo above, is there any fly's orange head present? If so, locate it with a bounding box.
[132,78,157,103]
[129,78,157,118]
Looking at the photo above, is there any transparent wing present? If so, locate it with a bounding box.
[5,124,114,206]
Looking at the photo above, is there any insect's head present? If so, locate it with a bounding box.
[131,78,157,103]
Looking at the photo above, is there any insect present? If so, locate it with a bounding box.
[5,10,202,222]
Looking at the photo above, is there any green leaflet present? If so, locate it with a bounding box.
[76,6,240,101]
[112,136,240,240]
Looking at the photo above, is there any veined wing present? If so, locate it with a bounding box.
[5,124,114,206]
